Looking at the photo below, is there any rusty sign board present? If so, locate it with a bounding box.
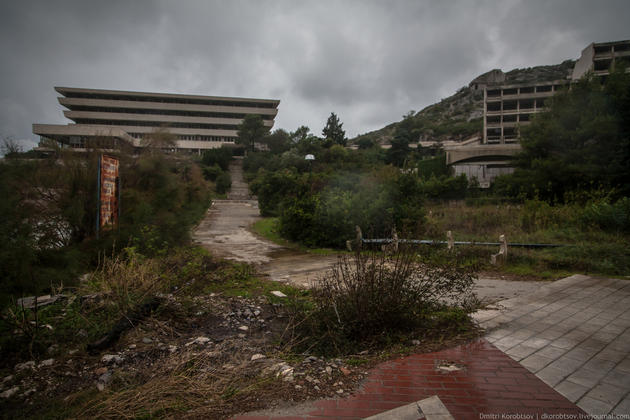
[97,154,119,232]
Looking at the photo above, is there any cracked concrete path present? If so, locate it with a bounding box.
[475,274,630,416]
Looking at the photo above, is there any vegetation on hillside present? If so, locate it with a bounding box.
[353,60,575,145]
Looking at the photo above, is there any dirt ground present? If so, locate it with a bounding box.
[193,159,544,303]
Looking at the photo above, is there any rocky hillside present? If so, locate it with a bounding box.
[353,60,575,145]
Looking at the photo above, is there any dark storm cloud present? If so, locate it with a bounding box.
[0,0,628,150]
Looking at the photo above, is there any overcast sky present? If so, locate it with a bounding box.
[1,0,628,150]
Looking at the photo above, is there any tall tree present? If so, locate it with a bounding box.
[512,68,630,200]
[386,125,412,167]
[322,112,347,147]
[264,129,291,154]
[237,115,268,152]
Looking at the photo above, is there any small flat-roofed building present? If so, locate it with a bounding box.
[33,87,280,153]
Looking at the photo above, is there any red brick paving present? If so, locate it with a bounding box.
[233,339,586,419]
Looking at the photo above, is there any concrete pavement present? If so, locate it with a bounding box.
[475,274,630,416]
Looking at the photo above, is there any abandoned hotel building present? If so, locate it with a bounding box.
[447,39,630,187]
[33,87,280,153]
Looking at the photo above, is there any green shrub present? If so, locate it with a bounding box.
[581,198,630,232]
[201,147,233,171]
[288,247,477,356]
[215,172,232,195]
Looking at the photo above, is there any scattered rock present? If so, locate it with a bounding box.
[94,367,108,375]
[15,361,35,371]
[270,291,287,298]
[251,354,266,361]
[101,354,124,365]
[142,337,153,344]
[128,344,137,349]
[21,388,36,398]
[325,366,332,375]
[238,325,249,331]
[68,349,78,355]
[39,358,54,368]
[96,371,113,391]
[411,339,421,346]
[185,336,211,346]
[0,387,19,398]
[3,375,14,383]
[340,367,351,376]
[336,389,344,394]
[168,345,178,353]
[295,385,302,390]
[16,294,64,309]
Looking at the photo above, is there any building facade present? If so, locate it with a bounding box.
[449,39,630,187]
[33,87,280,152]
[483,80,568,144]
[572,40,630,81]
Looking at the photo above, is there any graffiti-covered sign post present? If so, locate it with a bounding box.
[96,154,120,237]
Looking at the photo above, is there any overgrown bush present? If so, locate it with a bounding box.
[288,247,477,355]
[215,171,232,195]
[201,147,233,171]
[581,197,630,233]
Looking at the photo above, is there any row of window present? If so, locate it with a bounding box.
[487,114,532,124]
[487,84,565,97]
[75,119,240,130]
[63,92,277,109]
[487,99,548,112]
[67,106,275,120]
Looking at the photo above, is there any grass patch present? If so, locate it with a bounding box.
[422,201,630,278]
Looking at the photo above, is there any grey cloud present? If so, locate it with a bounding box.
[0,0,628,148]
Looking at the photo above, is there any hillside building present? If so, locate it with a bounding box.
[33,87,280,153]
[572,40,630,80]
[483,79,568,144]
[449,39,629,187]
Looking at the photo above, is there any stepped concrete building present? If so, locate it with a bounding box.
[33,87,280,152]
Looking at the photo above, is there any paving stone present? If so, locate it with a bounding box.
[581,357,616,373]
[564,347,598,363]
[536,365,569,387]
[578,396,615,415]
[602,368,630,388]
[566,368,607,389]
[613,395,630,415]
[537,328,567,341]
[509,329,537,341]
[550,337,580,350]
[520,354,554,373]
[534,345,567,360]
[614,358,630,373]
[493,335,524,351]
[505,344,539,361]
[555,380,590,403]
[547,357,584,375]
[584,382,627,407]
[594,348,627,363]
[520,337,551,349]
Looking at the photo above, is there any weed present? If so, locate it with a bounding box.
[286,246,478,356]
